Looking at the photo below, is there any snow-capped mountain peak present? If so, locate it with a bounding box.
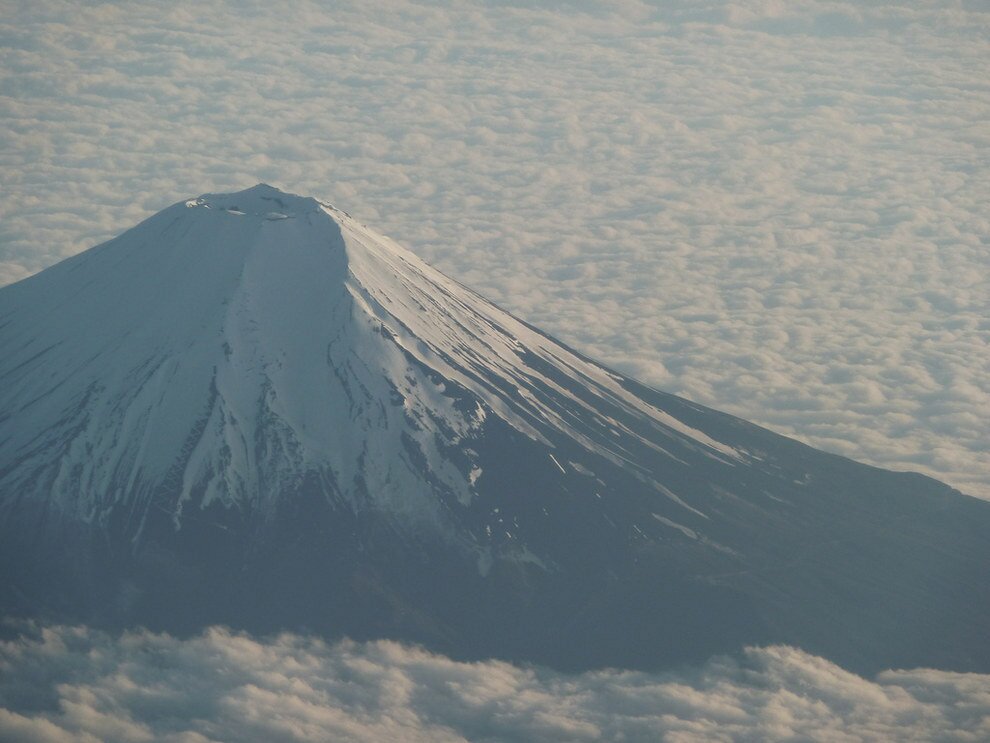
[184,182,323,216]
[2,185,988,675]
[0,185,740,545]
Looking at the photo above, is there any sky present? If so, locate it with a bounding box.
[1,0,988,499]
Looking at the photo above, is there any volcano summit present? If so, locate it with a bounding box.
[1,185,987,673]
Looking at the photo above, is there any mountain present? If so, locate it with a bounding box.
[1,184,987,673]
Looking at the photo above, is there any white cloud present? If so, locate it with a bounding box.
[1,625,988,742]
[0,0,987,497]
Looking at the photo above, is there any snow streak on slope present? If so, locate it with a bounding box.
[333,196,744,462]
[0,185,740,549]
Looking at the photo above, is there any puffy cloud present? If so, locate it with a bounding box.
[1,625,988,742]
[0,1,987,497]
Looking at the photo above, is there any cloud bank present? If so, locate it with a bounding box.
[1,625,988,743]
[0,1,987,497]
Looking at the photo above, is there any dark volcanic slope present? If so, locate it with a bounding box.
[1,185,987,673]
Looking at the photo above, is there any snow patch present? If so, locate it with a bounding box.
[652,513,698,540]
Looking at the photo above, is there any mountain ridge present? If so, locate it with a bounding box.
[1,185,987,674]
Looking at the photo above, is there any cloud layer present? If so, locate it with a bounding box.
[1,625,988,742]
[1,1,987,496]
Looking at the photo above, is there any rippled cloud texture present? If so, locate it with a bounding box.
[0,625,987,742]
[1,1,988,496]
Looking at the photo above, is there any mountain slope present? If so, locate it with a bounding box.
[1,185,988,673]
